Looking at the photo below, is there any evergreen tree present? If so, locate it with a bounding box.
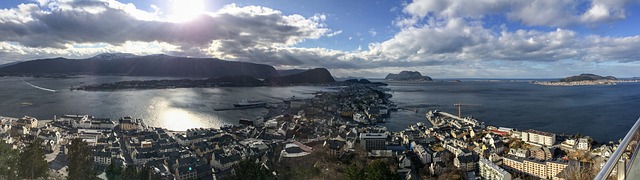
[364,160,399,180]
[0,141,19,180]
[67,138,97,180]
[138,165,151,180]
[343,163,365,180]
[123,165,139,179]
[17,138,49,179]
[105,161,123,180]
[230,159,275,180]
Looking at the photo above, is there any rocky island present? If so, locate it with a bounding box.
[534,74,626,86]
[384,71,432,82]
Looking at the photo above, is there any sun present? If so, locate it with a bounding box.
[170,0,205,22]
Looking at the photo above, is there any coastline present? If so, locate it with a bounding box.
[533,79,640,86]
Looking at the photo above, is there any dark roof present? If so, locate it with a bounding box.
[216,154,242,164]
[324,140,345,149]
[284,146,305,154]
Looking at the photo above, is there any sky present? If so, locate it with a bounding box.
[0,0,639,78]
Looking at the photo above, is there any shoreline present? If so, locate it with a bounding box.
[533,79,640,86]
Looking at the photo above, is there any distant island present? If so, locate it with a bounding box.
[533,74,638,86]
[560,73,616,82]
[384,71,432,82]
[72,68,336,91]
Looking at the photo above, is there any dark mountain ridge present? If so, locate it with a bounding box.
[265,68,335,85]
[277,69,308,76]
[0,54,279,79]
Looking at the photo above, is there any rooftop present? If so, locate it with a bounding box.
[523,129,556,136]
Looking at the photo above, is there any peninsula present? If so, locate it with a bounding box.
[71,68,336,91]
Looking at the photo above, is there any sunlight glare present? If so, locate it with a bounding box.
[171,0,205,22]
[160,108,201,131]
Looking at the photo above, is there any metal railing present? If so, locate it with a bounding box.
[595,117,640,180]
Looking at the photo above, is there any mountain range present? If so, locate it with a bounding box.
[0,53,279,79]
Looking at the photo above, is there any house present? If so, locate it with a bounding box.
[323,140,345,155]
[119,116,141,131]
[94,151,112,165]
[412,142,432,165]
[16,116,38,128]
[210,153,242,171]
[453,150,479,172]
[39,129,61,144]
[508,148,529,158]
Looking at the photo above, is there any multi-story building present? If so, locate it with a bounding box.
[412,142,432,164]
[94,151,112,165]
[530,146,552,160]
[479,158,512,180]
[502,155,524,172]
[454,150,479,172]
[577,138,590,151]
[524,159,548,178]
[521,129,556,146]
[359,133,387,151]
[502,156,569,179]
[119,116,141,131]
[546,159,569,179]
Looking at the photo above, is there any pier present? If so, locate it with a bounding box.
[213,105,266,111]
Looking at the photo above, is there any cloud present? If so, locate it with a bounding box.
[368,29,377,37]
[0,1,329,51]
[1,0,640,78]
[326,30,342,37]
[402,0,637,27]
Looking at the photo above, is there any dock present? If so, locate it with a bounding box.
[214,105,266,111]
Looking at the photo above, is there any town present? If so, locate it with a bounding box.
[0,83,624,180]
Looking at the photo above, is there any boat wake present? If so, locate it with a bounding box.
[23,80,57,92]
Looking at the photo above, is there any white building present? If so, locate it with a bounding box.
[521,129,556,146]
[479,158,512,180]
[412,142,432,164]
[577,138,590,151]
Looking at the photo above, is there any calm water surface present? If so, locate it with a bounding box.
[1,76,638,142]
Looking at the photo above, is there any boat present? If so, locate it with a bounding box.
[283,96,298,102]
[234,99,267,107]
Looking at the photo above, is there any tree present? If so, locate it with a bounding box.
[105,161,123,180]
[17,138,49,179]
[138,165,152,180]
[123,165,139,180]
[0,141,19,180]
[230,159,275,180]
[67,138,97,180]
[364,160,399,180]
[343,163,364,180]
